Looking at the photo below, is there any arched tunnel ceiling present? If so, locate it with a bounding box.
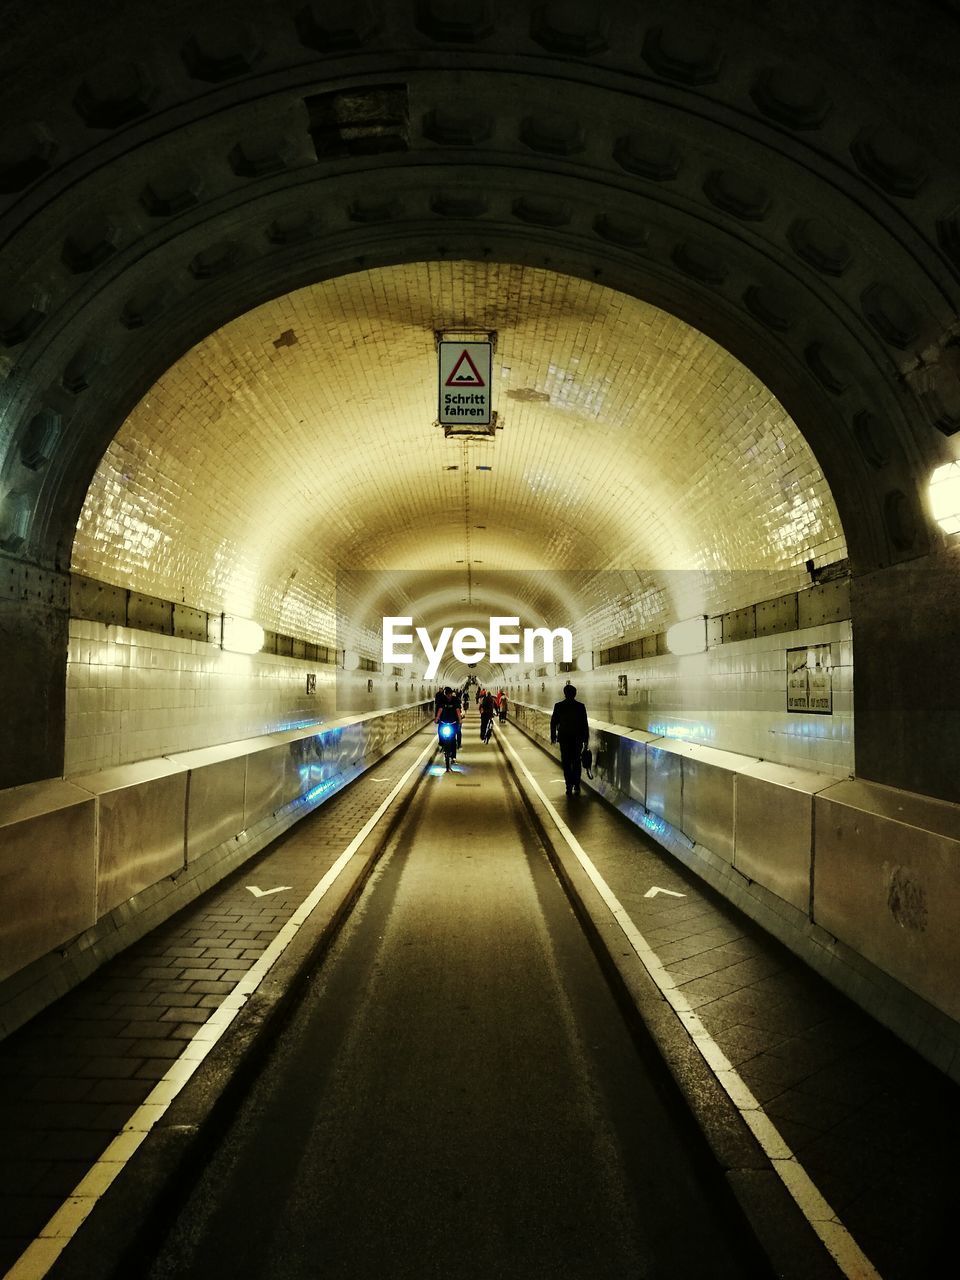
[1,0,958,586]
[71,261,846,650]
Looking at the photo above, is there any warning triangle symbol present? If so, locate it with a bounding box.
[445,349,485,387]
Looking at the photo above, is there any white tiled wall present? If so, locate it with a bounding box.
[66,615,852,776]
[510,620,854,776]
[63,620,418,775]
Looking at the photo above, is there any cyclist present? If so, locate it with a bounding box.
[479,688,496,742]
[497,689,508,723]
[435,686,463,750]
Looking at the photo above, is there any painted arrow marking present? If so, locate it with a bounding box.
[644,886,686,899]
[246,885,293,897]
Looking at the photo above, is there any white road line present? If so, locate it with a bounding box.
[3,736,437,1280]
[500,734,882,1280]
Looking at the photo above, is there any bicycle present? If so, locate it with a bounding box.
[480,716,494,744]
[438,720,458,770]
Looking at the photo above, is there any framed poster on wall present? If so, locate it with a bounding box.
[787,643,834,714]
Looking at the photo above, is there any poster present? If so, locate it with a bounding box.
[787,644,833,714]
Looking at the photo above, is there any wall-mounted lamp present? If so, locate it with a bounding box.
[929,461,960,534]
[221,615,265,654]
[665,615,707,656]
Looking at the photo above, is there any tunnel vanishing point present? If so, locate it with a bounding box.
[1,0,959,1076]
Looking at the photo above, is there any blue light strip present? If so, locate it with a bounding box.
[302,775,342,805]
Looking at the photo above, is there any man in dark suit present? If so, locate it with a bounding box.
[550,684,589,796]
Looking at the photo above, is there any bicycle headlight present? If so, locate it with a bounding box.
[439,722,455,739]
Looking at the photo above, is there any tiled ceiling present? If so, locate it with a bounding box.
[72,261,846,650]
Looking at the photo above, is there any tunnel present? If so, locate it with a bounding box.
[1,2,959,1277]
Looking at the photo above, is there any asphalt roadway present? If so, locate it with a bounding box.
[143,724,769,1280]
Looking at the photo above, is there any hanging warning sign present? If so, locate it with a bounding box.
[439,341,492,425]
[446,349,484,386]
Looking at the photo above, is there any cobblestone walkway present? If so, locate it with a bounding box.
[509,730,960,1280]
[0,730,431,1275]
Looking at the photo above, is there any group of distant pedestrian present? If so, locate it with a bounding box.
[474,685,508,721]
[433,683,508,746]
[433,679,589,796]
[476,686,508,741]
